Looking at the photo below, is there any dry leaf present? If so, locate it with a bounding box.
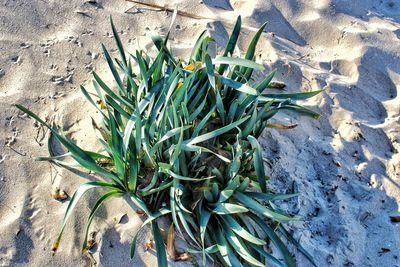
[96,99,106,109]
[176,252,192,261]
[144,240,155,251]
[267,123,298,129]
[167,224,176,260]
[136,209,145,216]
[51,187,68,201]
[268,81,286,89]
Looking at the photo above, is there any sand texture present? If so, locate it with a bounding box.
[0,0,399,266]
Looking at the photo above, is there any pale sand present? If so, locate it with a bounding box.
[0,0,399,266]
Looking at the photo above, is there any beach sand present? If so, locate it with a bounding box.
[0,0,399,266]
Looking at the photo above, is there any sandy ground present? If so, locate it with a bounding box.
[0,0,399,266]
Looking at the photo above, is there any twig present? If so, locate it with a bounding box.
[125,0,214,20]
[7,146,27,156]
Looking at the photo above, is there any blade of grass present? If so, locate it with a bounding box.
[52,181,117,253]
[234,192,295,222]
[82,190,122,252]
[247,135,267,193]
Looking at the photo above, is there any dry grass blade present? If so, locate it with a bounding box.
[166,223,176,260]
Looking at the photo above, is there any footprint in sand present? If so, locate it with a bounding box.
[28,186,48,243]
[379,0,400,18]
[20,42,32,49]
[11,56,22,65]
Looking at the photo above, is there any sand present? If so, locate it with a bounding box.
[0,0,399,266]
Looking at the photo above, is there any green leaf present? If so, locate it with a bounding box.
[129,192,151,215]
[255,69,276,92]
[222,215,266,246]
[152,221,168,267]
[169,122,184,165]
[241,99,258,137]
[102,44,124,94]
[247,135,267,193]
[104,94,130,119]
[92,71,133,109]
[213,203,249,214]
[122,112,138,154]
[218,16,241,75]
[219,76,258,95]
[213,56,264,71]
[128,148,138,191]
[159,163,214,181]
[130,206,171,259]
[259,90,323,101]
[82,190,122,252]
[277,103,321,119]
[80,85,107,118]
[142,208,171,226]
[140,180,172,196]
[234,192,295,222]
[190,30,207,61]
[110,16,127,66]
[279,225,317,267]
[237,21,267,81]
[221,221,264,267]
[184,115,250,146]
[134,110,142,156]
[189,93,208,122]
[16,105,124,188]
[52,181,116,253]
[251,245,284,267]
[135,51,150,91]
[200,206,211,246]
[130,228,140,259]
[150,126,192,156]
[250,214,296,267]
[205,54,216,89]
[215,229,243,267]
[191,106,216,138]
[215,229,233,266]
[227,99,239,124]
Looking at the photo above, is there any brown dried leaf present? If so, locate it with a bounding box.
[390,215,400,223]
[268,81,286,89]
[51,187,68,201]
[167,224,176,260]
[144,240,155,251]
[176,252,192,261]
[267,123,298,129]
[136,209,145,216]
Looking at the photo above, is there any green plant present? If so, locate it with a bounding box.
[16,15,319,267]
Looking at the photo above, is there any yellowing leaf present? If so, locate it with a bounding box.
[97,99,106,109]
[184,61,202,71]
[177,81,183,90]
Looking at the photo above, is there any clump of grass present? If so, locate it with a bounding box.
[16,15,320,267]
